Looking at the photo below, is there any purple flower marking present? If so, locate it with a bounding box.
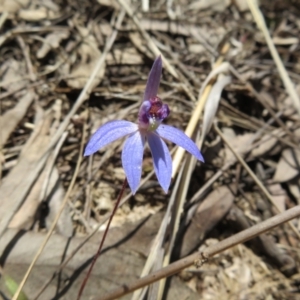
[84,56,204,194]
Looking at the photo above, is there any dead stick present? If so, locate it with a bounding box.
[96,205,300,300]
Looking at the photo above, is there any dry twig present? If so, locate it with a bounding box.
[96,204,300,300]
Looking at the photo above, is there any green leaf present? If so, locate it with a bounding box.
[3,275,28,300]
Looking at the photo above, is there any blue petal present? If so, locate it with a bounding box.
[156,125,204,162]
[84,120,138,156]
[143,56,162,101]
[147,132,172,193]
[122,131,145,194]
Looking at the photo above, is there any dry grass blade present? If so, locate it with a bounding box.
[97,205,300,300]
[117,0,178,79]
[200,74,231,145]
[0,110,52,238]
[0,11,8,29]
[142,0,149,12]
[12,121,86,300]
[152,162,186,300]
[153,44,230,298]
[172,43,230,178]
[11,8,127,292]
[157,51,231,299]
[0,90,35,148]
[198,62,230,102]
[160,51,231,283]
[131,150,180,300]
[47,10,125,153]
[229,66,297,145]
[116,0,200,103]
[1,10,125,240]
[40,132,69,205]
[157,157,194,300]
[8,131,68,230]
[2,1,300,299]
[246,0,300,116]
[189,109,286,209]
[33,167,157,300]
[214,123,300,239]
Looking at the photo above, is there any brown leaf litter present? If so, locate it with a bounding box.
[1,0,300,299]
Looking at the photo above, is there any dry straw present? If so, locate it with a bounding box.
[247,0,300,116]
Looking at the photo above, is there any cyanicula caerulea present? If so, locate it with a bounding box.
[84,56,204,194]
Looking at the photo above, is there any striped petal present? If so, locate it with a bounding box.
[143,56,162,101]
[122,131,145,194]
[84,120,138,156]
[147,132,172,193]
[156,125,204,162]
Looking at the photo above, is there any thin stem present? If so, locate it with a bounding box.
[77,178,128,300]
[33,167,157,300]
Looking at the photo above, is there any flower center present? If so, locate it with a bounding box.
[138,96,170,131]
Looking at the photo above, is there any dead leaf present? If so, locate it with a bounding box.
[129,32,153,59]
[8,167,49,230]
[227,205,296,277]
[92,181,115,212]
[287,177,300,204]
[0,110,53,237]
[65,26,105,89]
[273,148,300,182]
[106,48,143,65]
[179,185,234,257]
[233,0,249,11]
[0,0,30,14]
[19,8,48,21]
[37,31,70,59]
[188,43,206,54]
[1,59,29,93]
[9,163,72,237]
[272,36,299,45]
[18,2,61,21]
[267,183,287,212]
[280,84,300,117]
[188,0,230,12]
[251,129,283,158]
[0,90,35,148]
[0,213,199,299]
[45,171,72,237]
[222,129,255,163]
[97,0,119,9]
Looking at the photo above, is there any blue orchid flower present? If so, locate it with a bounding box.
[84,56,204,194]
